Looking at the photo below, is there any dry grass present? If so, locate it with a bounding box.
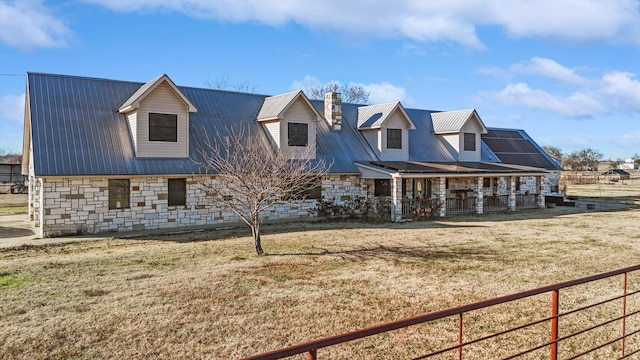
[2,186,640,358]
[0,194,28,215]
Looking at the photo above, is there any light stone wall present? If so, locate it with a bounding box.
[35,175,326,237]
[32,174,370,237]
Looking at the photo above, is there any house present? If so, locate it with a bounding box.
[22,73,562,237]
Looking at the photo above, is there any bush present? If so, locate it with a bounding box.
[410,198,443,221]
[312,196,391,222]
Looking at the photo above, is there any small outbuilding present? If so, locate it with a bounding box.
[602,169,631,181]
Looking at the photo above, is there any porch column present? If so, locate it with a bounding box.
[438,177,446,217]
[28,175,34,221]
[537,175,546,208]
[509,176,517,211]
[476,177,484,214]
[391,175,403,222]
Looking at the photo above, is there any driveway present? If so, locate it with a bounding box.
[0,215,111,248]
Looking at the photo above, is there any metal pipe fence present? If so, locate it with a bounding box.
[242,264,640,360]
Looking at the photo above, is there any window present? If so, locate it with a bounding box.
[463,132,476,151]
[483,177,491,188]
[303,185,322,200]
[374,179,391,197]
[288,123,308,147]
[168,178,186,206]
[149,113,178,142]
[387,129,402,149]
[108,179,130,209]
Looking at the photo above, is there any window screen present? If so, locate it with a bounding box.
[387,129,402,149]
[288,123,308,147]
[149,113,178,142]
[463,132,476,151]
[108,179,130,209]
[168,178,186,206]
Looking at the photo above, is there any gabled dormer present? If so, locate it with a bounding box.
[357,102,416,161]
[257,90,322,159]
[432,109,488,162]
[119,74,197,158]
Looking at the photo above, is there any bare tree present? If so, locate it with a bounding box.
[196,127,328,255]
[562,148,603,171]
[305,82,370,104]
[204,73,257,93]
[542,145,563,162]
[0,149,21,164]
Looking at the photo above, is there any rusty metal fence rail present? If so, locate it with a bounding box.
[242,264,640,360]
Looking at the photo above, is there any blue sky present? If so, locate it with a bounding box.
[2,0,640,160]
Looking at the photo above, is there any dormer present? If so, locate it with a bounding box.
[118,74,197,158]
[432,109,488,162]
[257,91,322,159]
[357,102,416,161]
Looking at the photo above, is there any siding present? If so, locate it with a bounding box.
[362,129,381,158]
[126,112,138,151]
[281,98,316,159]
[380,110,409,161]
[442,134,460,156]
[263,120,280,147]
[136,83,189,158]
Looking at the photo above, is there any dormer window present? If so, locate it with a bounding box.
[288,122,308,147]
[463,132,476,151]
[387,129,402,149]
[149,113,178,142]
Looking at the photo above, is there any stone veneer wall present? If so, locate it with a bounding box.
[31,174,369,237]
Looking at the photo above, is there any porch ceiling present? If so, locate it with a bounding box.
[362,161,548,175]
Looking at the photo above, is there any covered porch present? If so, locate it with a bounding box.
[356,161,550,221]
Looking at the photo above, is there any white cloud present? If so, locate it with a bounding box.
[491,83,604,118]
[0,0,71,49]
[360,82,414,105]
[0,93,24,124]
[511,57,590,86]
[83,0,640,48]
[600,71,640,111]
[291,77,414,105]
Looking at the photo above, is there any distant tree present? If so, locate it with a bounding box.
[204,73,257,93]
[0,149,21,164]
[562,148,603,171]
[608,159,622,170]
[542,145,563,162]
[633,153,640,166]
[196,127,328,255]
[304,82,370,104]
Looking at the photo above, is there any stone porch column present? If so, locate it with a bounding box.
[476,177,484,214]
[391,175,403,222]
[509,176,517,211]
[438,177,446,217]
[537,175,546,208]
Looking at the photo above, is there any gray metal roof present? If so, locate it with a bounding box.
[432,109,486,134]
[25,73,557,177]
[256,91,300,120]
[356,101,415,130]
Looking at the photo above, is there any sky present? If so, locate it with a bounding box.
[2,0,640,160]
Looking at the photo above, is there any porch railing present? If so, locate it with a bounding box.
[446,197,476,214]
[516,194,539,209]
[483,195,509,212]
[242,264,640,360]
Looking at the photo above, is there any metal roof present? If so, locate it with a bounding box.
[365,161,548,175]
[356,101,415,130]
[25,73,558,178]
[482,128,562,170]
[118,74,197,113]
[431,109,487,134]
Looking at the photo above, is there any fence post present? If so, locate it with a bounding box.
[550,290,559,360]
[622,273,628,357]
[458,313,463,360]
[308,349,317,360]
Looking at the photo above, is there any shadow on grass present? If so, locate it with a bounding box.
[0,226,35,239]
[264,243,494,262]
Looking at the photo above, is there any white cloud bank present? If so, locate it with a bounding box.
[83,0,640,49]
[0,0,70,50]
[480,57,640,118]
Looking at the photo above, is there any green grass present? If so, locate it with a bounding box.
[0,206,27,215]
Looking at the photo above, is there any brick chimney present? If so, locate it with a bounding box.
[324,92,342,131]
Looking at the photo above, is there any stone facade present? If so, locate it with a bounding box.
[29,175,318,237]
